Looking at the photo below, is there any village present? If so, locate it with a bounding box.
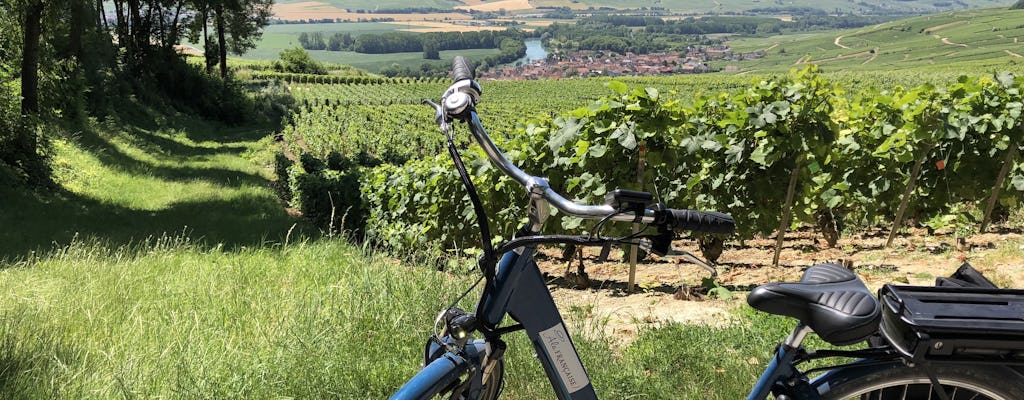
[482,46,765,80]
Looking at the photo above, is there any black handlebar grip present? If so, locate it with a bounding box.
[668,209,735,235]
[452,56,474,83]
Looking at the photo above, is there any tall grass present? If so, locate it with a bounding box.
[0,237,802,399]
[0,239,467,398]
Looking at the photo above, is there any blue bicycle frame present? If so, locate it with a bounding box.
[393,245,599,400]
[392,244,832,400]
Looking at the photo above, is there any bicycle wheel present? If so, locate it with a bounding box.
[820,364,1024,400]
[448,357,504,400]
[474,357,504,400]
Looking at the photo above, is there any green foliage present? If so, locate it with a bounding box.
[295,152,366,236]
[277,69,1024,256]
[687,66,839,238]
[701,277,734,300]
[274,47,327,75]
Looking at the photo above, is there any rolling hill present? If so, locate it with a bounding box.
[273,0,1015,16]
[723,7,1024,73]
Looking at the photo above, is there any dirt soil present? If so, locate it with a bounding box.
[537,227,1024,345]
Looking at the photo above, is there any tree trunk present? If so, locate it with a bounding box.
[816,209,841,248]
[126,0,142,64]
[69,0,85,60]
[165,0,184,52]
[698,236,724,264]
[215,2,227,79]
[980,137,1020,232]
[96,0,107,32]
[772,160,802,268]
[113,0,126,47]
[21,0,44,117]
[886,152,930,248]
[202,7,214,74]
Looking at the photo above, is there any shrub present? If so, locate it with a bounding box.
[275,47,327,75]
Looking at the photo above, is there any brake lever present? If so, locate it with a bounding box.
[422,99,450,133]
[638,240,718,278]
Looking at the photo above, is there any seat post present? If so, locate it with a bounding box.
[784,324,814,349]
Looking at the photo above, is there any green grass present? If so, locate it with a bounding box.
[0,235,804,398]
[0,109,311,260]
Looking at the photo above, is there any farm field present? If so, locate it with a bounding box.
[275,0,1015,14]
[243,46,503,73]
[725,8,1024,73]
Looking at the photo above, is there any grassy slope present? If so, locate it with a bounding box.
[0,106,311,259]
[288,0,1013,13]
[725,8,1024,73]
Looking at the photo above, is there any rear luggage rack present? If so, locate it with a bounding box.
[879,284,1024,364]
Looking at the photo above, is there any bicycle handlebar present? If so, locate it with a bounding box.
[444,57,735,235]
[451,56,474,82]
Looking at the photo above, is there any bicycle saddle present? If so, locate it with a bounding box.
[747,263,881,346]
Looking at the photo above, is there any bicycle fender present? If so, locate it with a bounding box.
[809,360,903,395]
[391,352,470,400]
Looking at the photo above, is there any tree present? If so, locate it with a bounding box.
[275,47,326,75]
[213,0,272,78]
[1012,0,1024,9]
[423,42,439,60]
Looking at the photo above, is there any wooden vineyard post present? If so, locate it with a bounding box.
[886,153,929,249]
[980,137,1020,233]
[773,161,802,268]
[628,144,646,292]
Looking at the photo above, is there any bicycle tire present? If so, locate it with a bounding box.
[818,364,1024,400]
[448,357,504,400]
[474,357,504,400]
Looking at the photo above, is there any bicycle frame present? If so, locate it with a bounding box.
[393,245,598,400]
[393,61,826,400]
[393,242,835,400]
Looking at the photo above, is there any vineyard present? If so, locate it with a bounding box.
[270,68,1024,265]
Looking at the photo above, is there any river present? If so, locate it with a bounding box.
[514,39,548,65]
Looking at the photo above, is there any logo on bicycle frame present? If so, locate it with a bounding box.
[539,323,590,393]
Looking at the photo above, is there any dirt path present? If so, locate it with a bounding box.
[794,50,873,66]
[542,228,1024,344]
[834,35,851,49]
[862,48,879,64]
[924,20,967,34]
[941,37,969,47]
[1006,49,1023,58]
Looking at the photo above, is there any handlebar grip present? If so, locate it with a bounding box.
[666,209,735,235]
[452,56,474,83]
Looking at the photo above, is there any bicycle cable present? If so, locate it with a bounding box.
[434,273,485,338]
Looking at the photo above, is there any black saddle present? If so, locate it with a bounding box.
[747,263,881,346]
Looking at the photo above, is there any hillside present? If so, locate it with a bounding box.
[274,0,1015,15]
[724,7,1024,73]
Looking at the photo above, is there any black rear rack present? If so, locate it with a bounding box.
[879,284,1024,365]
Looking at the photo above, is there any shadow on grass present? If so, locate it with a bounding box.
[0,316,84,398]
[0,114,317,262]
[72,123,270,188]
[0,185,317,262]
